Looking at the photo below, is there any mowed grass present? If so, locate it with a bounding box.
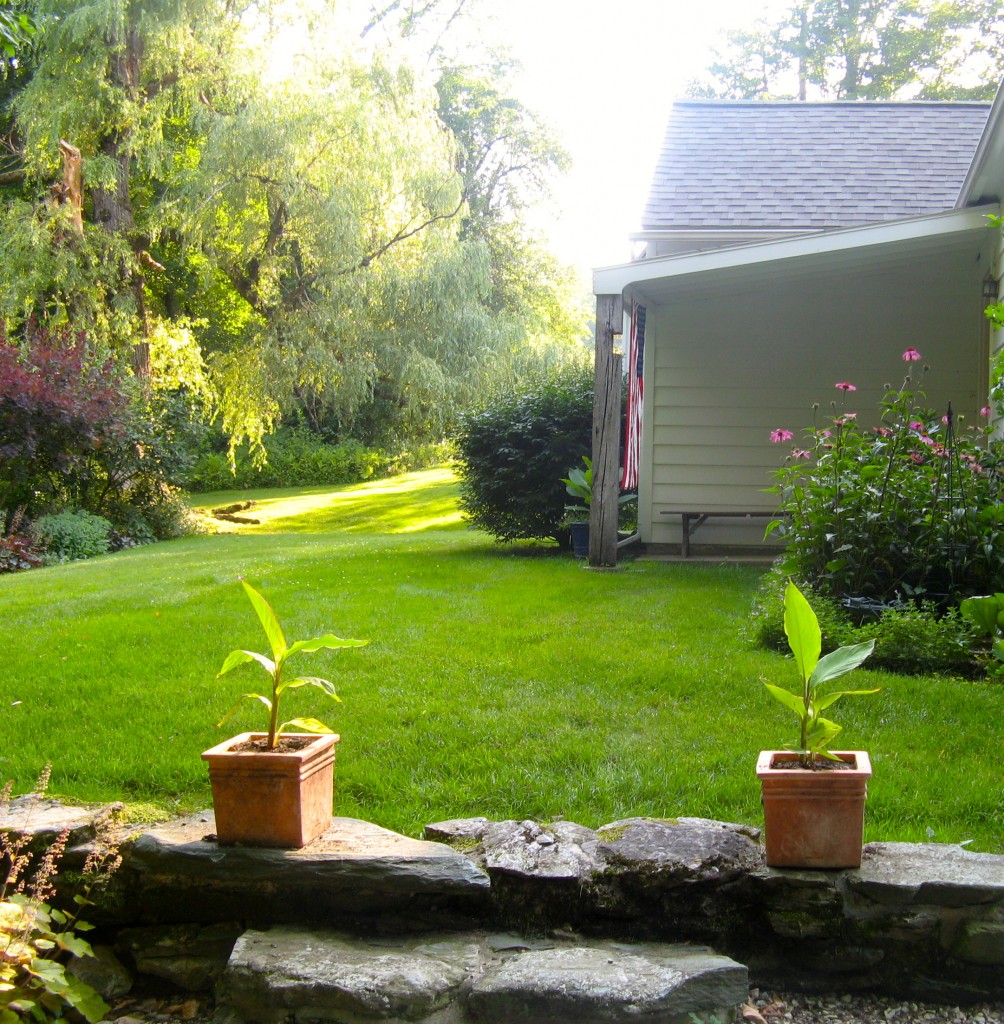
[2,468,1002,851]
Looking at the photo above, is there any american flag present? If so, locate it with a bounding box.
[620,301,646,491]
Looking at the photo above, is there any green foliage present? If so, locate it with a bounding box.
[0,895,107,1023]
[216,579,369,750]
[561,455,593,509]
[0,0,585,457]
[768,356,1004,605]
[561,455,635,515]
[454,362,594,545]
[749,570,982,677]
[766,581,877,766]
[0,321,200,543]
[852,602,979,677]
[960,594,1004,677]
[690,0,1004,100]
[185,429,416,492]
[0,6,33,58]
[1,771,116,1024]
[30,510,111,563]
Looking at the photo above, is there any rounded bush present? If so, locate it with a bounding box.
[30,510,112,562]
[453,363,594,545]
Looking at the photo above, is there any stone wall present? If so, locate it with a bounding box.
[3,802,1003,1006]
[427,816,1004,1003]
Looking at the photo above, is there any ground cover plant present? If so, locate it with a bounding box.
[0,470,1001,853]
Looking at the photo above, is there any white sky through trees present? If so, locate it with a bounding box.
[484,0,791,276]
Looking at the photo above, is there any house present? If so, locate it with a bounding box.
[591,85,1004,559]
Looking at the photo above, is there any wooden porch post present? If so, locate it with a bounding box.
[590,293,623,567]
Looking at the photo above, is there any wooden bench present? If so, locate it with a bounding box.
[659,510,784,558]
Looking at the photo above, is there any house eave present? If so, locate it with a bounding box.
[629,228,819,243]
[957,78,1004,207]
[594,205,999,300]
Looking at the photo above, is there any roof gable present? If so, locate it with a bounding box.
[644,101,991,232]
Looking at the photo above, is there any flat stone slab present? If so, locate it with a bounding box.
[597,818,763,884]
[222,928,475,1022]
[128,813,490,926]
[0,796,122,853]
[851,843,1004,907]
[467,816,763,890]
[468,943,748,1024]
[218,927,748,1024]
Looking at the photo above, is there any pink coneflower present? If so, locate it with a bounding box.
[875,427,891,437]
[981,406,992,418]
[821,429,832,438]
[770,428,793,443]
[902,348,922,362]
[909,421,924,431]
[909,453,923,464]
[918,435,935,446]
[791,449,811,459]
[835,382,857,391]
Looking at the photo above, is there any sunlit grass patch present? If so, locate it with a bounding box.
[191,467,464,535]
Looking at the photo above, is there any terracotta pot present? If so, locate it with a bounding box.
[201,731,338,848]
[756,749,871,869]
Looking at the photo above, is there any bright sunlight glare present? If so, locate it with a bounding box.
[260,0,792,280]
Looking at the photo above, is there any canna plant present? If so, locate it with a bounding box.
[561,454,594,514]
[959,593,1004,677]
[561,455,634,517]
[217,580,368,750]
[765,581,878,767]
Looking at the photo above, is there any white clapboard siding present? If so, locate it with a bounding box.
[639,243,984,546]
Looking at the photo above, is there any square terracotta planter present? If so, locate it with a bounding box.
[201,731,338,848]
[756,749,871,869]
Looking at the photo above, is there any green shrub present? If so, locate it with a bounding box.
[30,510,112,562]
[453,364,594,545]
[852,604,978,677]
[768,354,1004,604]
[749,568,981,677]
[184,429,445,492]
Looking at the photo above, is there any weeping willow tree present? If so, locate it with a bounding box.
[0,0,584,452]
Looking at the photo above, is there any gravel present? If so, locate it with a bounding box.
[744,989,1004,1024]
[101,986,1004,1024]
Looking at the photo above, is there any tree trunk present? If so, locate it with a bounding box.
[57,140,84,235]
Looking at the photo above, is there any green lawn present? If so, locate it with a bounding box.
[2,468,1002,851]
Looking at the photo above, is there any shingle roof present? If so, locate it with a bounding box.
[643,101,991,232]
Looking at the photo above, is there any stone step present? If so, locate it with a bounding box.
[127,814,491,930]
[217,926,748,1024]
